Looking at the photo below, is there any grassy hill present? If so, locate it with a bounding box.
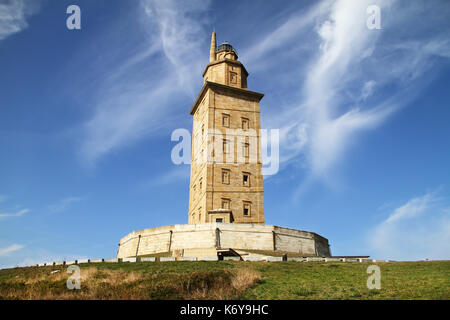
[0,260,449,300]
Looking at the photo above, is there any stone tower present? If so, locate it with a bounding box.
[188,32,265,225]
[117,32,331,259]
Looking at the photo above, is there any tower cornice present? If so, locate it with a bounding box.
[190,81,264,115]
[202,58,249,78]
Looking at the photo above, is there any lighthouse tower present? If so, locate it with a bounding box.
[188,32,265,225]
[116,33,331,260]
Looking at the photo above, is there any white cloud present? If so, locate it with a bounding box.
[384,192,439,224]
[299,0,396,178]
[369,191,450,260]
[79,0,210,164]
[0,196,30,219]
[76,0,450,175]
[360,80,376,101]
[144,166,190,187]
[142,0,211,94]
[80,78,175,164]
[0,208,29,219]
[48,197,82,214]
[247,0,450,197]
[14,254,88,268]
[0,0,40,41]
[0,195,8,203]
[0,249,89,269]
[243,0,333,68]
[0,244,24,257]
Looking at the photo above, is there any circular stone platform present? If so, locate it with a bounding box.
[117,223,331,259]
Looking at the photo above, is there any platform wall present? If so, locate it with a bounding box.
[117,223,331,258]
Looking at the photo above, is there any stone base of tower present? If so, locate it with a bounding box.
[117,223,331,259]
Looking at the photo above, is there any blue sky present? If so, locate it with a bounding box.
[1,0,450,268]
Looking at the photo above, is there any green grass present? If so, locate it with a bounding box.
[0,260,448,300]
[241,261,450,299]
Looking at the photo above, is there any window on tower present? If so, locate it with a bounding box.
[222,113,230,127]
[243,202,251,216]
[243,143,250,158]
[243,172,250,187]
[221,198,231,209]
[223,139,230,154]
[230,72,237,84]
[242,118,249,130]
[222,169,230,184]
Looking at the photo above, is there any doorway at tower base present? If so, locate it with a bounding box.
[117,223,331,259]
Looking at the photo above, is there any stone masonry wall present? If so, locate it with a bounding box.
[117,223,331,258]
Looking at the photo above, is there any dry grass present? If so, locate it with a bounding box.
[188,268,261,300]
[232,268,262,292]
[0,265,261,300]
[1,261,448,300]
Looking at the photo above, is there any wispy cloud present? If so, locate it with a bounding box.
[79,0,210,164]
[369,190,450,260]
[0,244,24,257]
[384,192,440,224]
[243,0,333,69]
[14,254,88,268]
[292,0,400,190]
[144,166,190,188]
[143,0,211,94]
[0,195,8,203]
[0,196,30,220]
[76,0,450,186]
[245,0,450,197]
[0,208,29,219]
[0,249,88,269]
[48,197,82,214]
[0,0,40,41]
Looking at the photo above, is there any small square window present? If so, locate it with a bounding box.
[222,169,230,184]
[243,173,250,186]
[221,198,231,209]
[216,218,223,223]
[230,72,237,84]
[222,114,230,127]
[242,118,249,130]
[243,202,251,216]
[243,143,250,158]
[223,139,230,154]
